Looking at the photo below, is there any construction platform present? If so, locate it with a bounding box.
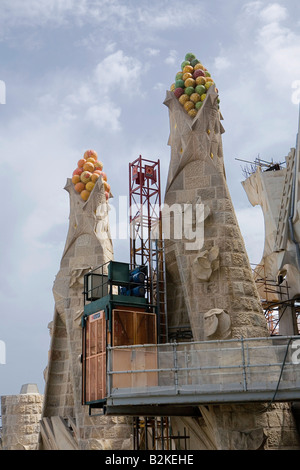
[100,335,300,416]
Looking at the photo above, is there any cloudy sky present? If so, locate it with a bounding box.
[0,0,299,397]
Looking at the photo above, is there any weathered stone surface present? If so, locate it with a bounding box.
[163,85,300,450]
[1,387,43,450]
[163,87,268,342]
[38,175,133,450]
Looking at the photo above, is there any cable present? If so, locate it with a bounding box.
[260,337,293,413]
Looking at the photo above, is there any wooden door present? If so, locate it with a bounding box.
[83,310,106,403]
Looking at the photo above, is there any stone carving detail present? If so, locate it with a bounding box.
[203,308,231,340]
[230,428,266,450]
[69,266,92,287]
[192,246,219,281]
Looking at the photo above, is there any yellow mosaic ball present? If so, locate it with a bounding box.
[183,101,195,112]
[184,78,196,88]
[179,94,190,105]
[195,76,206,86]
[182,65,194,74]
[188,109,198,119]
[194,63,205,71]
[182,72,193,81]
[190,93,201,103]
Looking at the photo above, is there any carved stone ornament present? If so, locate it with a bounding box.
[203,308,231,340]
[230,428,266,450]
[193,246,219,281]
[69,266,93,287]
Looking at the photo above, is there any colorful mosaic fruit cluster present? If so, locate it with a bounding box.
[170,53,219,118]
[71,149,110,201]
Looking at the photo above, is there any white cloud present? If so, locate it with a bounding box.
[145,48,160,57]
[85,102,121,132]
[137,2,209,30]
[259,3,288,23]
[94,50,144,96]
[0,0,208,42]
[214,56,231,71]
[0,0,71,28]
[105,41,117,54]
[34,49,145,132]
[165,50,177,66]
[234,2,300,102]
[153,82,165,91]
[255,7,300,90]
[242,1,264,17]
[64,84,94,107]
[0,0,128,29]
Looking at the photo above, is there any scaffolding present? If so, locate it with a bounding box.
[133,417,190,450]
[251,263,300,335]
[129,156,161,271]
[236,155,285,179]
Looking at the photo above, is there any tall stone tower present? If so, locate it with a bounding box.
[242,115,300,336]
[163,54,300,450]
[1,384,43,450]
[164,64,268,342]
[39,151,133,450]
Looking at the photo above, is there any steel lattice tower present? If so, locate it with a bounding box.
[129,155,167,342]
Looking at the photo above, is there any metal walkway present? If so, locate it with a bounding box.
[104,335,300,415]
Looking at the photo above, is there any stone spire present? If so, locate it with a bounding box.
[241,108,300,335]
[164,83,269,341]
[162,54,300,451]
[40,151,132,450]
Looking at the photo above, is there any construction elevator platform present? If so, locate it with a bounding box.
[82,261,300,417]
[81,155,300,418]
[103,335,300,416]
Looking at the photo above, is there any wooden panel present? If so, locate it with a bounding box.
[112,309,157,346]
[112,348,158,389]
[131,350,158,388]
[113,310,135,346]
[83,309,157,401]
[112,349,133,389]
[136,313,156,344]
[111,309,158,390]
[83,310,106,403]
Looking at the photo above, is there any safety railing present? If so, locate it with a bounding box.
[83,260,149,304]
[106,335,300,407]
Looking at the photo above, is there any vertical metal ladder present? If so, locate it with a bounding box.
[150,238,168,344]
